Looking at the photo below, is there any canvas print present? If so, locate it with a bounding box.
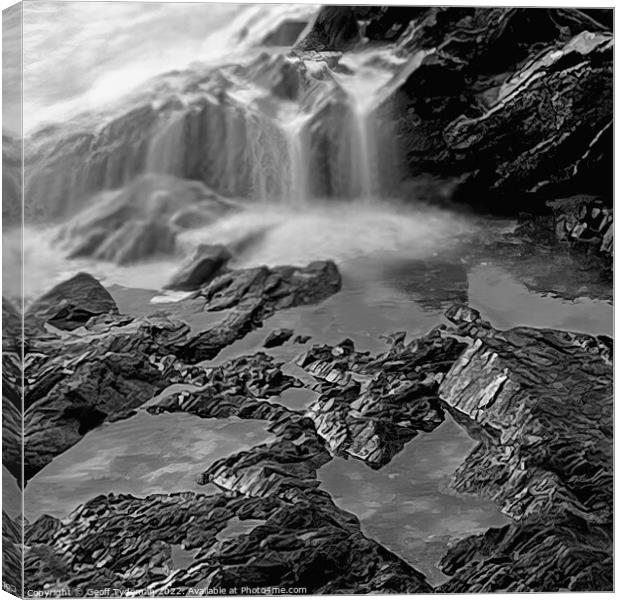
[1,3,613,596]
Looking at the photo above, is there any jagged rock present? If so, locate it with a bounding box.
[367,8,613,203]
[434,303,612,592]
[294,6,361,51]
[23,261,342,479]
[263,328,294,348]
[165,244,232,291]
[25,272,118,332]
[145,352,303,420]
[2,511,22,595]
[296,329,466,468]
[24,489,431,595]
[23,314,190,480]
[186,261,342,361]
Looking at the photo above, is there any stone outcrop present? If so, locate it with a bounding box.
[435,304,612,592]
[296,330,465,468]
[25,272,119,333]
[370,8,613,204]
[165,244,232,291]
[185,260,342,361]
[24,488,431,595]
[3,511,22,595]
[24,262,341,479]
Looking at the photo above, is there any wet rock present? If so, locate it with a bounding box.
[165,244,232,291]
[296,329,466,468]
[263,328,294,348]
[366,8,613,203]
[24,314,191,480]
[436,304,612,591]
[25,272,119,332]
[24,489,431,595]
[185,261,342,361]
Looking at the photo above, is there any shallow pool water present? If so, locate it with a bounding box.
[25,413,274,520]
[318,415,509,586]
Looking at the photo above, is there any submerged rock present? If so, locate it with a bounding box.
[164,244,232,291]
[25,272,118,332]
[263,328,294,348]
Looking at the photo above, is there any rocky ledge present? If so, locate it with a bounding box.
[23,295,612,593]
[22,259,341,480]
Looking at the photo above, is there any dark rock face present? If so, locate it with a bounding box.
[263,328,294,348]
[25,272,119,332]
[358,7,613,204]
[2,298,23,487]
[165,244,232,291]
[294,7,361,51]
[435,304,612,592]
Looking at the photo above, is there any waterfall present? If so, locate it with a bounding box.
[23,14,410,221]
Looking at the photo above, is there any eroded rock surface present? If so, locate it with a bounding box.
[435,304,612,592]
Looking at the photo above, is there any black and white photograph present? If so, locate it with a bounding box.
[1,2,614,596]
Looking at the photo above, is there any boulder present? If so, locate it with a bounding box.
[263,328,294,348]
[164,244,232,291]
[25,272,118,332]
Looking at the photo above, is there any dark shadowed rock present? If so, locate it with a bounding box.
[164,244,232,291]
[363,8,613,204]
[263,328,294,348]
[295,6,361,51]
[25,273,118,332]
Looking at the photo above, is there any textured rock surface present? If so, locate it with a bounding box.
[25,272,119,332]
[362,8,613,203]
[3,511,22,594]
[435,304,612,592]
[24,489,431,595]
[165,244,232,291]
[24,262,341,479]
[185,261,342,361]
[296,331,465,468]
